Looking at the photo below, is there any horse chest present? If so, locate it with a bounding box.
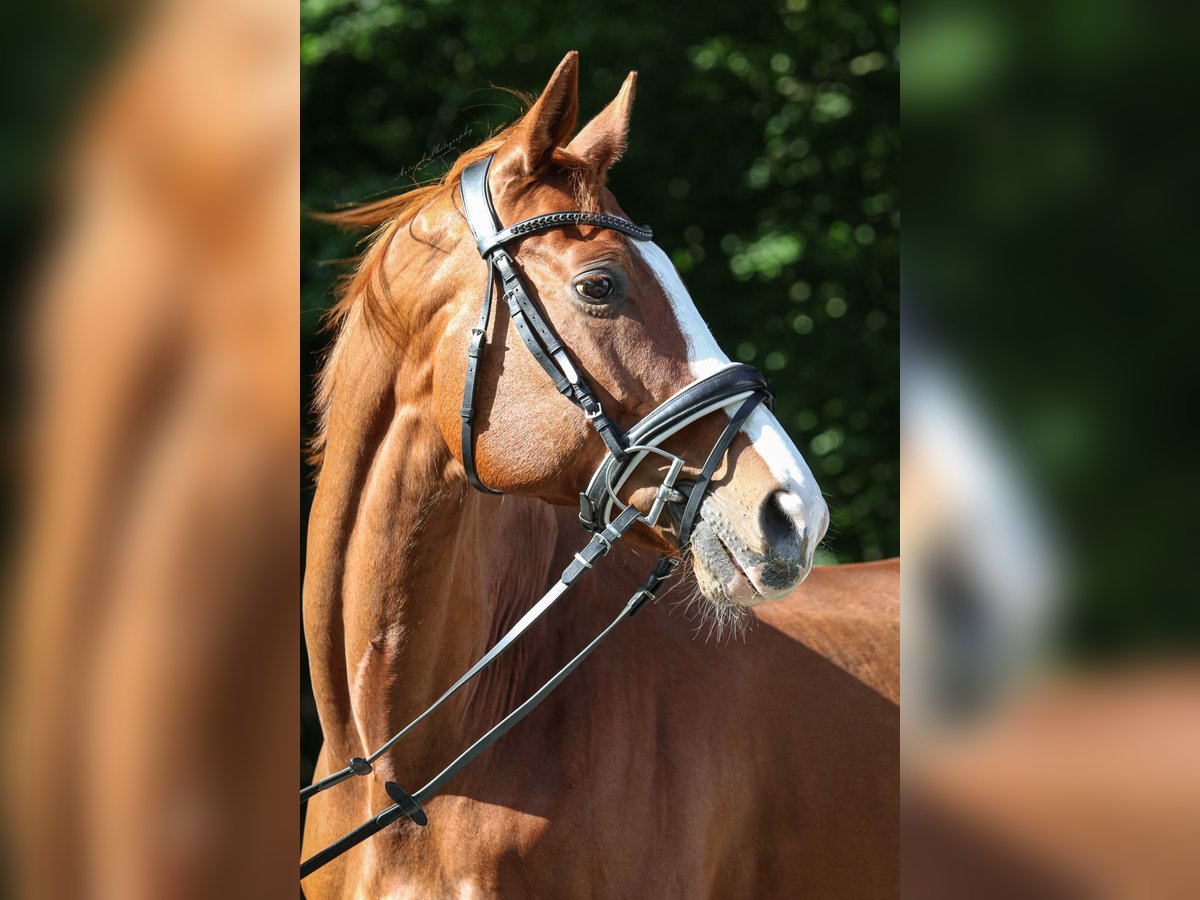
[371,747,717,900]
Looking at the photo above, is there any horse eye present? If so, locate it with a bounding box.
[575,274,614,302]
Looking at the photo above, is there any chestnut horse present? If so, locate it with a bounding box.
[303,53,898,898]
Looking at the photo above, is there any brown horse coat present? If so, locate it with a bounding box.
[303,51,897,899]
[304,489,897,898]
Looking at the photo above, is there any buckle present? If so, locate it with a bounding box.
[627,587,655,617]
[582,398,604,420]
[628,555,681,617]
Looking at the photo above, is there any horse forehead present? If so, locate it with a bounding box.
[491,174,577,221]
[532,221,628,257]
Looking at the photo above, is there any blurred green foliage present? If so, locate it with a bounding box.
[906,1,1200,655]
[301,0,899,564]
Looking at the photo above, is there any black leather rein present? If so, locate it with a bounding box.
[300,155,771,880]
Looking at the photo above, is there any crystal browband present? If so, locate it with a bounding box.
[476,211,653,256]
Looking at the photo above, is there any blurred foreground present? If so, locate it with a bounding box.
[7,0,1200,896]
[904,338,1200,898]
[2,1,297,897]
[905,0,1200,896]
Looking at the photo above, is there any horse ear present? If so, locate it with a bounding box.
[493,51,580,181]
[567,71,637,178]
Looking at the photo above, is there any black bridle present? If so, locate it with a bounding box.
[300,155,771,879]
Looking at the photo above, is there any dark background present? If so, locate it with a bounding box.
[906,2,1200,658]
[300,0,899,783]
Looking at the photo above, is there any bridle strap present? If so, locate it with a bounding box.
[457,156,647,493]
[478,210,654,256]
[458,157,505,493]
[460,263,501,494]
[677,395,762,547]
[460,155,504,246]
[492,251,628,457]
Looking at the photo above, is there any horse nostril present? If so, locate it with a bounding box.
[759,490,803,555]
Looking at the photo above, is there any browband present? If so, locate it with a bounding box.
[460,156,653,258]
[480,212,653,257]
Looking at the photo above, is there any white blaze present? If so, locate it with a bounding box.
[633,241,827,540]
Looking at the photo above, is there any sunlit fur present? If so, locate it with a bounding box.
[302,53,899,899]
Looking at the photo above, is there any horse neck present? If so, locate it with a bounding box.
[305,307,563,777]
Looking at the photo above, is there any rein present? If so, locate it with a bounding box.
[300,155,771,880]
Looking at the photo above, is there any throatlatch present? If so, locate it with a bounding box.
[300,154,771,880]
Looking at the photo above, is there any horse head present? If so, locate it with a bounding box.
[342,52,828,607]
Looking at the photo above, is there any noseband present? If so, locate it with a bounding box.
[300,155,772,879]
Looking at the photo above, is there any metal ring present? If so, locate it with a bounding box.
[603,444,686,520]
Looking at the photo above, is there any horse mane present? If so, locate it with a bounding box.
[308,111,604,473]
